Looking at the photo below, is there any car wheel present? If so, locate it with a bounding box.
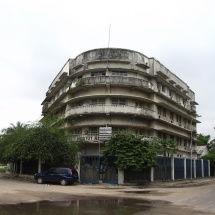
[60,179,67,186]
[37,177,44,184]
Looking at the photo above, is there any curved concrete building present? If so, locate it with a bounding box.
[41,48,199,158]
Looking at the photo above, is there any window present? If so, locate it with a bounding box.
[158,132,162,138]
[170,111,174,120]
[76,101,83,106]
[163,108,166,117]
[91,98,105,105]
[169,90,172,97]
[176,94,180,103]
[158,106,162,115]
[157,82,161,91]
[176,114,181,123]
[135,101,144,108]
[135,130,145,135]
[91,71,106,77]
[112,98,126,105]
[170,135,174,140]
[112,71,127,76]
[90,127,99,134]
[162,85,166,93]
[112,127,125,135]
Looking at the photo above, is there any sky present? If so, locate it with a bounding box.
[0,0,215,137]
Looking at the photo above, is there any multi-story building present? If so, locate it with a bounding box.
[41,48,200,158]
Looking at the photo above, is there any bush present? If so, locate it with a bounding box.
[0,167,7,173]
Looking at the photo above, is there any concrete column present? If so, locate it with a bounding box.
[13,162,16,173]
[194,159,196,178]
[38,158,42,173]
[208,160,210,177]
[171,156,174,181]
[78,154,81,182]
[150,167,154,182]
[184,158,187,179]
[118,169,124,185]
[201,159,204,177]
[20,161,23,174]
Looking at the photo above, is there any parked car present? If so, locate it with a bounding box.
[34,167,79,186]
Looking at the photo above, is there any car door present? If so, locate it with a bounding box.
[43,168,56,182]
[51,168,63,183]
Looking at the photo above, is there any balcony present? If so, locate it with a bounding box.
[65,104,155,118]
[71,133,157,143]
[76,76,154,90]
[42,102,50,113]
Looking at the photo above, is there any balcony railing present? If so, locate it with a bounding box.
[77,76,154,90]
[71,133,157,142]
[65,104,155,118]
[42,102,50,112]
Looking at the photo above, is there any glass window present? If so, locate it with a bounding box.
[90,127,99,134]
[91,98,105,105]
[112,98,125,105]
[112,71,127,76]
[170,111,174,120]
[163,108,166,117]
[112,127,125,134]
[91,71,106,77]
[158,106,162,115]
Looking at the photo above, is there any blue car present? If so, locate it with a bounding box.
[34,167,79,186]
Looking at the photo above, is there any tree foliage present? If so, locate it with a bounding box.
[202,153,215,176]
[207,139,215,153]
[0,115,80,167]
[102,132,177,171]
[197,133,211,146]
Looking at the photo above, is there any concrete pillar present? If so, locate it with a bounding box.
[150,167,154,182]
[184,158,187,179]
[77,155,81,182]
[38,158,42,173]
[171,156,174,181]
[194,159,196,178]
[201,159,204,177]
[118,169,124,185]
[20,161,23,174]
[208,160,210,177]
[13,162,16,173]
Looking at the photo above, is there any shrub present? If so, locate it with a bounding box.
[0,167,7,173]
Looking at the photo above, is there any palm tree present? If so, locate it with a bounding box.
[1,121,27,135]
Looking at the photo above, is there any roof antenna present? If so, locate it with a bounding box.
[108,24,111,48]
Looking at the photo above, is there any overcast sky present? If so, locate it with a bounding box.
[0,0,215,137]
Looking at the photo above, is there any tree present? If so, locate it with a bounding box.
[102,132,177,171]
[202,153,215,176]
[0,116,81,172]
[197,134,211,146]
[1,121,28,135]
[207,139,215,153]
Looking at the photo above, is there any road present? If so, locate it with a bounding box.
[0,176,215,214]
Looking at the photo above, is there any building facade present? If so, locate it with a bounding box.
[41,48,200,158]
